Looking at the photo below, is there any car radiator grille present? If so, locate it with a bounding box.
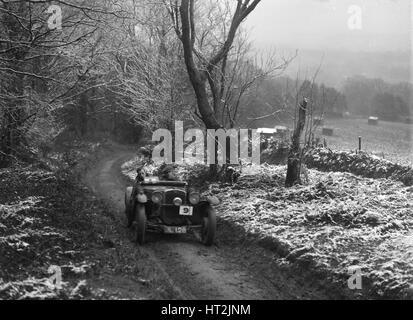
[161,189,187,225]
[164,189,186,205]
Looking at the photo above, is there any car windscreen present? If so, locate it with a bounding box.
[141,181,187,187]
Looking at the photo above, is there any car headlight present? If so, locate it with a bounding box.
[151,192,163,204]
[189,192,200,205]
[173,197,183,206]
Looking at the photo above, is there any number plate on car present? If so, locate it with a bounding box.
[163,226,187,234]
[179,206,193,216]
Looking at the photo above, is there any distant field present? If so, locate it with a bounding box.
[313,118,413,166]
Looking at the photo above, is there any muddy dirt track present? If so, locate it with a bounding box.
[84,147,336,300]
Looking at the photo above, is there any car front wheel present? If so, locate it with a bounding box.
[125,187,133,227]
[134,204,146,245]
[201,206,216,246]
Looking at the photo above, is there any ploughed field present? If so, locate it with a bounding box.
[122,157,413,299]
[314,118,412,166]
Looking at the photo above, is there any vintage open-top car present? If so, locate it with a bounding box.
[125,175,218,246]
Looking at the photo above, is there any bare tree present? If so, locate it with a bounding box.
[284,66,336,187]
[219,36,293,129]
[165,0,262,130]
[0,0,129,165]
[102,0,192,132]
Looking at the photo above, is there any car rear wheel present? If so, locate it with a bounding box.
[134,205,146,245]
[201,206,216,246]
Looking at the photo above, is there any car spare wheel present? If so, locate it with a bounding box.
[134,204,147,245]
[201,206,216,246]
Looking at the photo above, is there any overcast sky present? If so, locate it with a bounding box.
[244,0,412,52]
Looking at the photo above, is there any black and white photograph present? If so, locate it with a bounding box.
[0,0,412,307]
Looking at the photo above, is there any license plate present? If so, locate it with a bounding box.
[179,206,193,216]
[163,226,187,234]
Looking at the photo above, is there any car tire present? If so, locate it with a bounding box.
[134,204,146,245]
[125,187,133,227]
[201,206,216,246]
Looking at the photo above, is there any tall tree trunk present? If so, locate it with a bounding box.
[174,0,261,174]
[285,99,308,187]
[0,1,27,166]
[178,0,221,131]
